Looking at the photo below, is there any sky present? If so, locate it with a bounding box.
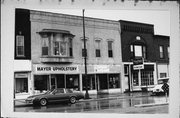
[34,9,170,36]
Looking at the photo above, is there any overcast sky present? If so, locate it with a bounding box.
[34,9,170,36]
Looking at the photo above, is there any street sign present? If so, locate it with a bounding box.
[133,57,144,70]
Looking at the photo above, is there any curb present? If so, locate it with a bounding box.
[134,102,169,108]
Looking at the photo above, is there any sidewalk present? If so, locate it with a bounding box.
[14,92,167,107]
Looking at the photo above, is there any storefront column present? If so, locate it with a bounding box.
[28,72,32,95]
[154,63,158,85]
[139,70,141,86]
[79,73,83,92]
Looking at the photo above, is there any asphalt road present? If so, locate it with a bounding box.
[14,95,168,113]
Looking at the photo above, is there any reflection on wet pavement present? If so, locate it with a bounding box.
[15,95,167,112]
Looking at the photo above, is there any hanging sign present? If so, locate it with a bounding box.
[133,57,144,70]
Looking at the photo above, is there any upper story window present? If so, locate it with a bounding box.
[69,38,73,57]
[167,46,170,59]
[53,34,67,56]
[95,40,101,57]
[130,44,146,59]
[16,35,25,57]
[108,41,113,58]
[130,36,146,59]
[42,36,49,56]
[39,29,74,58]
[81,37,88,57]
[159,45,164,59]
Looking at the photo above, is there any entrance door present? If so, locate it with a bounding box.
[96,74,108,94]
[51,74,65,89]
[51,77,56,89]
[124,76,129,92]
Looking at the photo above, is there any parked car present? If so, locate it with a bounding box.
[25,88,84,106]
[151,77,169,96]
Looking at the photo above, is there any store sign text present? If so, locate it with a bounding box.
[36,66,78,72]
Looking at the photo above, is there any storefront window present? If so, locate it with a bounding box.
[66,75,79,91]
[141,71,154,86]
[82,74,96,90]
[34,75,49,93]
[108,74,120,88]
[15,78,28,93]
[132,71,139,86]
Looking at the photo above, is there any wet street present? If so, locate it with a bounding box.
[14,93,169,113]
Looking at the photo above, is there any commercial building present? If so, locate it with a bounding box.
[14,9,123,99]
[119,20,169,92]
[154,35,170,79]
[14,9,170,99]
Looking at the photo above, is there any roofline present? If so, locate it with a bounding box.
[29,9,119,23]
[154,35,170,38]
[119,20,154,27]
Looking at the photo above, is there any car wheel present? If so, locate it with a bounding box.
[40,98,48,106]
[69,96,76,104]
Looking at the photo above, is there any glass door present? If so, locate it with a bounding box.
[51,76,57,90]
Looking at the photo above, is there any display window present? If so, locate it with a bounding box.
[141,71,154,86]
[108,74,120,88]
[82,74,96,90]
[15,78,28,93]
[34,75,49,93]
[66,75,79,91]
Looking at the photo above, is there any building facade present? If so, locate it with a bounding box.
[119,20,169,92]
[120,20,157,92]
[154,35,170,79]
[14,9,170,99]
[14,9,123,99]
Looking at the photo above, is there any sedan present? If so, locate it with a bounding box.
[25,88,84,106]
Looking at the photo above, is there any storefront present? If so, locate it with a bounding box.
[14,72,31,99]
[32,64,122,94]
[123,63,157,92]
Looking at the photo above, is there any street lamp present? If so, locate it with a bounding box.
[82,9,90,99]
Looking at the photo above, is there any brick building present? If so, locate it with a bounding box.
[119,20,169,92]
[154,35,170,79]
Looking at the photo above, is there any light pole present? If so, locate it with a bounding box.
[82,9,90,99]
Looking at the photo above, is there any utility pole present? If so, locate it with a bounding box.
[82,9,90,99]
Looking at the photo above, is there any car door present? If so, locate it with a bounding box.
[52,88,69,102]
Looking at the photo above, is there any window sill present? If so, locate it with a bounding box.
[40,56,73,63]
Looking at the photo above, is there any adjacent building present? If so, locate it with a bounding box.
[119,20,169,92]
[154,35,170,79]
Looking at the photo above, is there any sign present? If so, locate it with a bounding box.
[34,65,79,73]
[133,65,144,70]
[15,73,28,78]
[94,65,109,73]
[133,57,144,70]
